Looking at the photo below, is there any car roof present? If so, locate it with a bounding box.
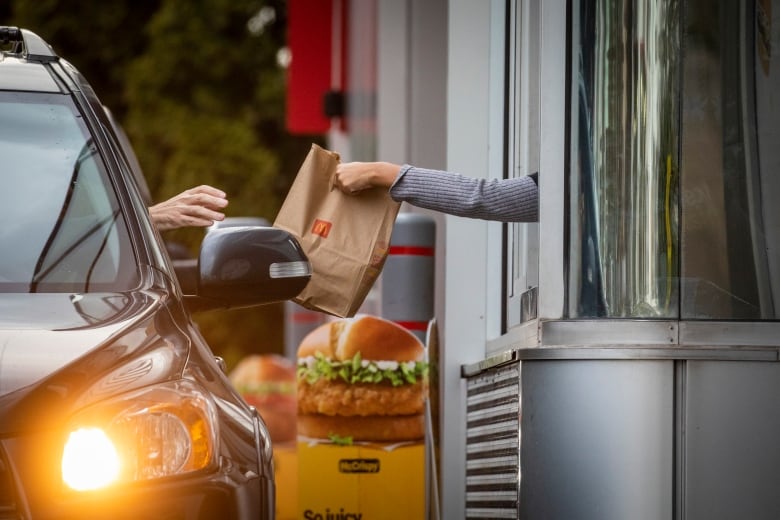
[0,27,62,93]
[0,56,61,92]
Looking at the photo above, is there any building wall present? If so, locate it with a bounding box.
[333,1,566,516]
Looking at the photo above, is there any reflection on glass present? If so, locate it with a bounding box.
[571,0,780,320]
[679,0,780,319]
[0,93,138,293]
[570,0,680,317]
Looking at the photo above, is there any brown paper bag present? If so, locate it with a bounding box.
[273,144,401,317]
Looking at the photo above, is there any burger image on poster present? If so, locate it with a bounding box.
[229,354,298,444]
[296,315,429,443]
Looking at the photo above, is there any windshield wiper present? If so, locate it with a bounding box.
[30,139,119,292]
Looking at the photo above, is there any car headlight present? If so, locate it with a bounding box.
[61,380,218,492]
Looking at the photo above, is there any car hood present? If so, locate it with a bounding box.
[0,292,157,398]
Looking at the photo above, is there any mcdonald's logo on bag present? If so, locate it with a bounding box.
[311,218,332,238]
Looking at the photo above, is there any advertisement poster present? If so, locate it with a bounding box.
[232,315,429,519]
[296,315,428,519]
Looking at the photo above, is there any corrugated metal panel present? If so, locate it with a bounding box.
[465,362,521,519]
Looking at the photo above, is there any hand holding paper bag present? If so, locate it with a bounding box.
[273,144,401,317]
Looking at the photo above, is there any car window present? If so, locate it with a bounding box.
[0,92,140,293]
[102,105,153,206]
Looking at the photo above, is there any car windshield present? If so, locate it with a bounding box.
[0,91,139,293]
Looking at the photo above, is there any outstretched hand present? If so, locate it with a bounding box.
[333,162,401,194]
[149,185,228,231]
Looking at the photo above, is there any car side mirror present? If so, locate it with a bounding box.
[178,226,311,312]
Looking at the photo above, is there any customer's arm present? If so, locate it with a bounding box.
[149,185,228,231]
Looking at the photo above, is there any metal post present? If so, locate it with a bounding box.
[284,300,327,360]
[381,212,436,343]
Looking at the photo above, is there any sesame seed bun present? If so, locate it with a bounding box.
[297,315,424,362]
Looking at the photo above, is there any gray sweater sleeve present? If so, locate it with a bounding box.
[388,165,539,222]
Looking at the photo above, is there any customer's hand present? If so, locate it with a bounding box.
[149,185,228,231]
[333,162,401,194]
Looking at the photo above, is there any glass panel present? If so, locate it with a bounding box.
[570,0,681,317]
[680,0,780,319]
[505,0,540,329]
[0,92,139,293]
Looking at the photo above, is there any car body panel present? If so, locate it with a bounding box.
[0,27,306,519]
[0,57,60,92]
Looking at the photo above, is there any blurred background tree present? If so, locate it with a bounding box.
[5,0,324,369]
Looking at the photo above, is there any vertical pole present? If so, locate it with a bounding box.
[381,212,436,343]
[284,300,327,360]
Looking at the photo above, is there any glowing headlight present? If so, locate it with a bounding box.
[62,428,120,491]
[62,380,218,491]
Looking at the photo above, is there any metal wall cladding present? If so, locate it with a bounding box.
[465,362,521,519]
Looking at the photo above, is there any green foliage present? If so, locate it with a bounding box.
[123,0,283,211]
[7,0,323,366]
[194,303,286,371]
[9,0,161,118]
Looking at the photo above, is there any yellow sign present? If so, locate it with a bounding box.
[274,444,298,520]
[297,441,425,519]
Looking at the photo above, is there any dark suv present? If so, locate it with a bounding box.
[0,27,310,519]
